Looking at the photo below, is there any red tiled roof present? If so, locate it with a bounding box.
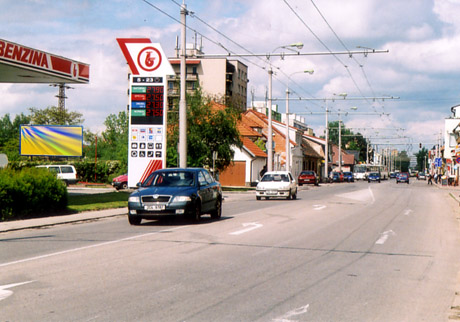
[242,137,266,158]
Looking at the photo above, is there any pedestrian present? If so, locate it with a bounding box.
[434,173,438,184]
[428,173,433,185]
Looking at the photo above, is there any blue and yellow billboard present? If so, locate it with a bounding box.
[20,125,83,157]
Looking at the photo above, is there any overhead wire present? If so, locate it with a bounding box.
[282,0,376,109]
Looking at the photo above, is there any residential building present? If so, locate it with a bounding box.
[167,48,248,111]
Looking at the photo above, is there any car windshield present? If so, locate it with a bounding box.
[370,173,379,176]
[142,171,195,187]
[344,172,352,175]
[261,174,289,182]
[301,171,314,175]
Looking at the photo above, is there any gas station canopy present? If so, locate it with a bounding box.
[0,38,89,84]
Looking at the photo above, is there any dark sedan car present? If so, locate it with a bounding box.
[396,172,410,184]
[343,171,354,182]
[368,172,381,183]
[127,168,222,225]
[298,170,318,186]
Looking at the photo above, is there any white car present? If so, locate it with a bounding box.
[256,171,298,200]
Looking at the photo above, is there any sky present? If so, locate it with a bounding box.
[2,0,460,154]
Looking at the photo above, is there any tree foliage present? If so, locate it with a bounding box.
[395,150,411,172]
[415,147,429,171]
[328,121,368,162]
[167,90,243,171]
[28,106,84,125]
[0,113,31,161]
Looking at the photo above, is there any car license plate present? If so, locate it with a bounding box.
[267,190,277,195]
[145,205,165,211]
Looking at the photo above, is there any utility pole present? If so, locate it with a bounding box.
[178,1,188,168]
[267,68,273,171]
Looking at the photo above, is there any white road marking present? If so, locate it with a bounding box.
[313,204,326,211]
[404,209,413,216]
[229,222,263,235]
[376,230,396,245]
[335,187,375,204]
[273,304,310,322]
[0,227,186,268]
[0,281,34,302]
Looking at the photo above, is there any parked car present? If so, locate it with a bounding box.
[343,171,354,182]
[331,171,344,182]
[256,171,297,200]
[389,172,397,179]
[368,172,381,183]
[36,164,77,186]
[112,173,128,190]
[127,168,222,225]
[396,172,410,184]
[298,170,318,186]
[417,172,426,180]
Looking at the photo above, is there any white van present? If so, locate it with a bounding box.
[36,165,78,186]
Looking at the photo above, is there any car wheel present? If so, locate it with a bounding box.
[292,189,297,200]
[128,214,142,225]
[190,202,201,223]
[121,182,128,189]
[256,196,261,200]
[378,180,381,183]
[286,191,291,200]
[211,198,222,219]
[299,183,303,186]
[368,180,370,183]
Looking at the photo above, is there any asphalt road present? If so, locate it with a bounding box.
[1,180,460,321]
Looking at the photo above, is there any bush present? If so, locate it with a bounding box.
[0,167,67,221]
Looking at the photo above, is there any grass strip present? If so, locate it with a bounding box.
[67,191,130,213]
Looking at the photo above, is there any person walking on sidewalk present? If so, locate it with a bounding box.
[428,173,433,185]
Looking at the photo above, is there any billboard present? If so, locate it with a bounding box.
[20,125,83,157]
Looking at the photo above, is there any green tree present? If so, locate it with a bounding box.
[0,113,31,161]
[415,147,429,171]
[395,150,411,172]
[328,121,368,162]
[167,89,243,171]
[82,111,128,170]
[28,106,84,125]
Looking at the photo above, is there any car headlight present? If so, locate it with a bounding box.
[128,196,140,203]
[173,196,191,202]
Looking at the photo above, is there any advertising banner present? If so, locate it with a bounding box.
[117,38,174,187]
[20,125,83,157]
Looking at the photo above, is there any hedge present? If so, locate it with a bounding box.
[0,167,68,221]
[6,159,126,184]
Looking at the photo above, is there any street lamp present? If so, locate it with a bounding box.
[285,70,314,172]
[266,42,304,172]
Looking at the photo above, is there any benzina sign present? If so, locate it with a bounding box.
[0,39,89,83]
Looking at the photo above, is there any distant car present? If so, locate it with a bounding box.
[368,172,381,183]
[389,172,397,179]
[417,172,426,180]
[396,172,410,184]
[127,168,222,225]
[256,171,298,200]
[36,164,77,186]
[331,171,344,182]
[112,173,128,190]
[343,171,354,182]
[298,170,318,186]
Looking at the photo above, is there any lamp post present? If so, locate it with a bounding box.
[266,42,304,172]
[285,70,314,172]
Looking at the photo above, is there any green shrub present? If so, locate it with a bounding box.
[0,167,67,221]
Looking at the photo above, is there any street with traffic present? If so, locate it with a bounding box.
[2,179,460,321]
